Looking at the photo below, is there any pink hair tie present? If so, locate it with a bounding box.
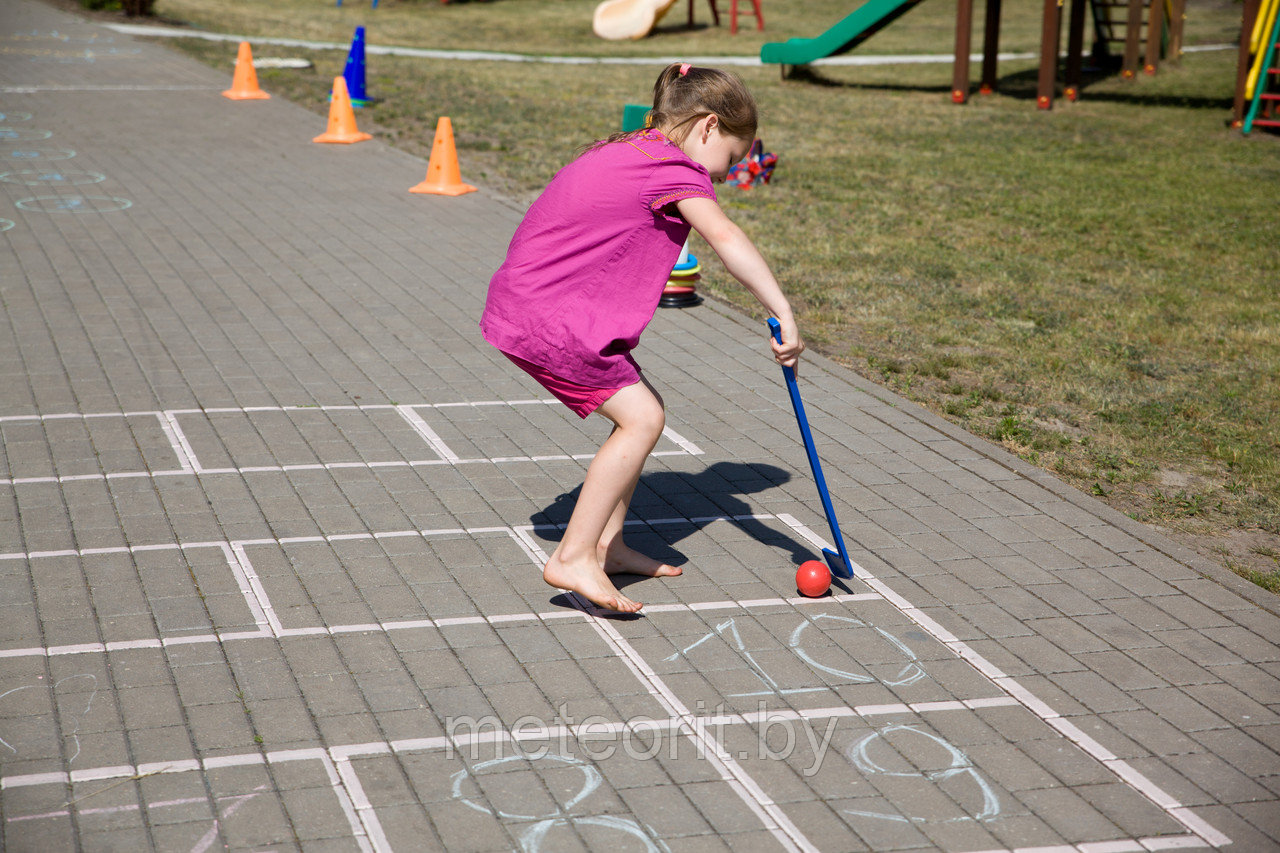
[679,63,692,76]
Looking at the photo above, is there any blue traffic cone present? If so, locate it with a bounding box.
[337,26,372,107]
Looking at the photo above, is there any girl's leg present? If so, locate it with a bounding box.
[543,380,666,612]
[597,452,682,579]
[593,377,681,578]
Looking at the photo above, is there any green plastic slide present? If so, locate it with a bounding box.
[760,0,925,66]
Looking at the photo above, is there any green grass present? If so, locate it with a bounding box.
[142,0,1280,591]
[148,0,1057,58]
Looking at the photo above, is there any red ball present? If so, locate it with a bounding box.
[795,560,831,597]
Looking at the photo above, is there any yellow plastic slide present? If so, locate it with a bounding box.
[593,0,679,40]
[1247,0,1280,98]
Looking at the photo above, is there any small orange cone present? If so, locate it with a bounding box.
[409,117,477,196]
[222,41,270,100]
[313,77,372,144]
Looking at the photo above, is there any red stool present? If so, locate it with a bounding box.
[730,0,763,33]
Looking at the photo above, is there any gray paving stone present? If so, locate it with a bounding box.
[172,661,242,708]
[1184,682,1280,728]
[1046,670,1146,714]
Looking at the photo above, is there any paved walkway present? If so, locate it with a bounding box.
[1,2,1277,851]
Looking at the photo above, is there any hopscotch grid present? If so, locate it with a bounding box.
[5,517,867,659]
[156,411,199,473]
[0,513,1230,850]
[394,405,459,463]
[501,526,1193,853]
[512,533,815,851]
[0,710,1211,853]
[772,513,1231,849]
[0,400,703,485]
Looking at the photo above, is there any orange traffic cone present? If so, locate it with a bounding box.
[313,77,372,144]
[409,117,477,196]
[222,42,270,100]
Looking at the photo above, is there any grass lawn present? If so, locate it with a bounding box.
[98,0,1280,592]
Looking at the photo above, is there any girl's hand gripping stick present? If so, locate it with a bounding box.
[768,318,854,579]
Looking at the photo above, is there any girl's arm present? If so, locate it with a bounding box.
[676,196,804,369]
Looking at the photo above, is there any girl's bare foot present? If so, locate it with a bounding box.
[600,541,682,578]
[544,553,643,613]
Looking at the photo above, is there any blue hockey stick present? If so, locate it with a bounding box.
[768,318,853,579]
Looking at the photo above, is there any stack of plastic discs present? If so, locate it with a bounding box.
[660,253,703,308]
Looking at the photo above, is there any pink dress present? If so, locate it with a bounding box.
[480,130,716,390]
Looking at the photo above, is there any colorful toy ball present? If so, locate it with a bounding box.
[795,560,831,597]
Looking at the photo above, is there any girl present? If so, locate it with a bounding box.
[481,63,803,613]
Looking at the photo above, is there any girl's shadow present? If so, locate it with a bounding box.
[531,461,817,570]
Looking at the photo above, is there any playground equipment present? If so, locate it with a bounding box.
[760,0,924,67]
[728,0,765,35]
[761,0,1185,110]
[1238,0,1280,132]
[593,0,679,40]
[1052,0,1185,105]
[593,0,752,39]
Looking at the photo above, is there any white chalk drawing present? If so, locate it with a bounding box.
[6,30,116,44]
[189,786,267,853]
[665,612,924,697]
[54,674,98,763]
[451,753,670,853]
[521,814,669,852]
[18,45,141,64]
[791,613,926,688]
[4,148,75,161]
[0,685,32,754]
[451,753,601,821]
[0,675,98,762]
[0,129,51,141]
[14,195,132,213]
[843,724,1001,824]
[4,783,267,853]
[0,219,13,232]
[0,169,105,186]
[664,614,996,827]
[666,618,789,696]
[0,112,33,122]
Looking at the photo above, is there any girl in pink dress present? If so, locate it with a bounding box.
[481,63,803,613]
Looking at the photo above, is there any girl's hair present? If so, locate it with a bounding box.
[589,64,757,150]
[649,63,757,143]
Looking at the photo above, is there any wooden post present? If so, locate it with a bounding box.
[1121,0,1144,78]
[1064,0,1088,100]
[689,0,720,29]
[1234,0,1263,126]
[1143,0,1164,74]
[1037,0,1063,109]
[980,0,1003,93]
[953,0,975,103]
[1168,0,1186,64]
